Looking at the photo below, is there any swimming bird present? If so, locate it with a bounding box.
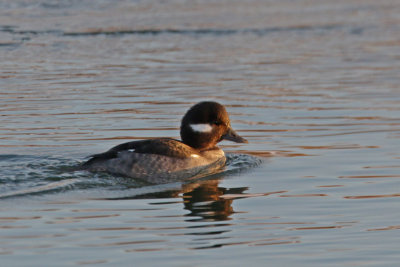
[82,101,247,183]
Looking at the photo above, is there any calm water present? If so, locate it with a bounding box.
[1,0,400,266]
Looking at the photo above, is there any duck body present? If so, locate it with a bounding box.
[82,102,247,183]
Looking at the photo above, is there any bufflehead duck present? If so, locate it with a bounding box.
[82,101,247,183]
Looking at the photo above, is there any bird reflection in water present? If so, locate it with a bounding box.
[126,178,248,222]
[182,180,247,221]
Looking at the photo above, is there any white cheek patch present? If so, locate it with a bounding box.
[189,123,213,133]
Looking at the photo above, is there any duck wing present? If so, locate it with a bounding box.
[82,138,197,167]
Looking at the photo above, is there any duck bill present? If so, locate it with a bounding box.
[222,128,248,143]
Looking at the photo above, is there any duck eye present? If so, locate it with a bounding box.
[213,121,222,126]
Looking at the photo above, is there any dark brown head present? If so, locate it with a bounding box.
[180,101,247,150]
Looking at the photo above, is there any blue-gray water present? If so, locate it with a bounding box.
[1,0,400,266]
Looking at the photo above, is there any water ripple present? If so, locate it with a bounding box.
[0,153,261,200]
[0,24,354,38]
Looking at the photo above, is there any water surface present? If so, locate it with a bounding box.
[1,0,400,266]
